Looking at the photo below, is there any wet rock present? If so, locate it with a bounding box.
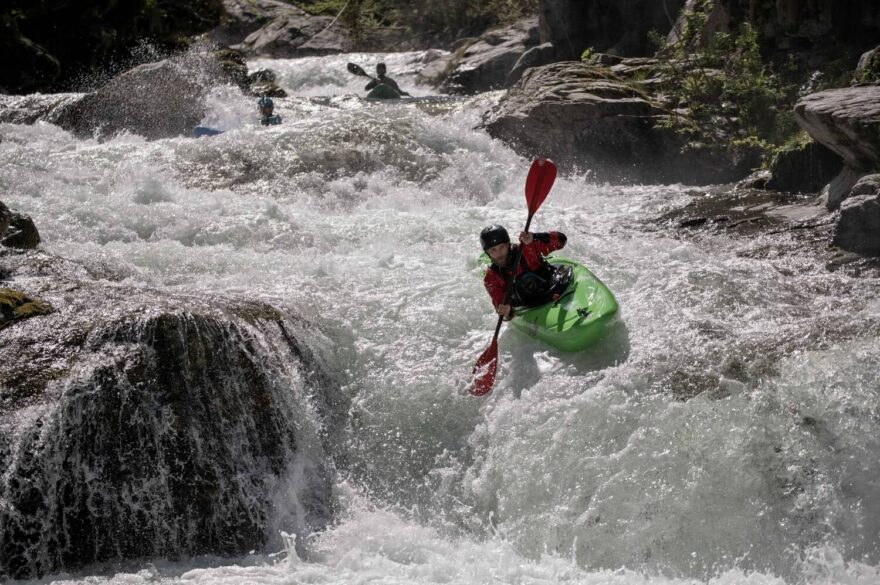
[52,60,204,140]
[0,93,82,125]
[247,68,287,97]
[0,201,9,237]
[438,17,541,94]
[482,61,757,184]
[818,166,865,211]
[766,139,842,194]
[0,249,347,580]
[233,4,350,58]
[1,211,40,249]
[833,194,880,255]
[52,46,247,141]
[738,169,772,190]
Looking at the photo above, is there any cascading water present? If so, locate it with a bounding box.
[1,51,879,584]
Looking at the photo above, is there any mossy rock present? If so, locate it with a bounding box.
[0,289,53,330]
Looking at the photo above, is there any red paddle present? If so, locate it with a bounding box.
[470,159,558,396]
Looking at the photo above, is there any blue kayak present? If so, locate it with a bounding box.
[193,126,224,138]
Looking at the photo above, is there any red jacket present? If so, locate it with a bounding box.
[483,231,567,308]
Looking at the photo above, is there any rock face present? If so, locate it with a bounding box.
[833,174,880,256]
[794,87,880,172]
[231,1,349,58]
[539,0,687,59]
[482,61,757,184]
[0,249,348,580]
[436,18,542,94]
[766,140,843,194]
[794,86,880,209]
[833,191,880,255]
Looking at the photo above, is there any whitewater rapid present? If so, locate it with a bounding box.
[2,52,879,584]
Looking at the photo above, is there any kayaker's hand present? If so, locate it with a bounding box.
[496,303,513,320]
[519,231,533,245]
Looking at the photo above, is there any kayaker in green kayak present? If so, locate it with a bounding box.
[481,224,570,320]
[258,96,282,126]
[364,63,410,99]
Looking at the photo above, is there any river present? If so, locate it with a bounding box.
[2,51,879,585]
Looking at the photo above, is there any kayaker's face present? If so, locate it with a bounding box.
[261,105,273,116]
[486,242,510,265]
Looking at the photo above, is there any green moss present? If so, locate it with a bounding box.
[0,288,53,329]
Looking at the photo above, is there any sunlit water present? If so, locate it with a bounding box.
[2,52,879,584]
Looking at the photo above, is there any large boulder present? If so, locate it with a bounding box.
[482,61,758,184]
[53,60,205,140]
[833,192,880,256]
[437,17,542,94]
[794,86,880,171]
[52,47,247,141]
[233,3,350,58]
[794,86,880,209]
[0,248,347,580]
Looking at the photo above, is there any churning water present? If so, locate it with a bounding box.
[2,52,879,584]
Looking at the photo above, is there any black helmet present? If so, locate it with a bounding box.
[258,96,274,109]
[480,224,510,250]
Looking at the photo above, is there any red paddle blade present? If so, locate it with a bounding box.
[524,159,557,216]
[470,339,499,396]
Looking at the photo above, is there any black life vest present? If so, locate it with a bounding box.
[491,248,573,308]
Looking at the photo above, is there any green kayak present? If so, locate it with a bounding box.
[366,83,402,99]
[481,256,619,352]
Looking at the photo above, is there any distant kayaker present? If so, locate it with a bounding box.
[258,96,282,126]
[364,63,409,98]
[481,224,570,320]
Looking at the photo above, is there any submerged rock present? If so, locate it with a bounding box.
[0,249,348,580]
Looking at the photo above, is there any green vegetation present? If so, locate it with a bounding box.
[297,0,537,46]
[648,0,801,157]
